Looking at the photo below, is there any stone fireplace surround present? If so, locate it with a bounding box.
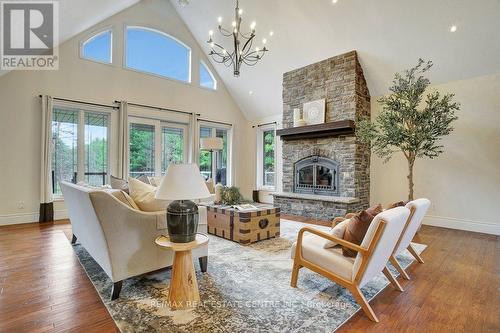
[273,51,371,220]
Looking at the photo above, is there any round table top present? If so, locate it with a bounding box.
[155,233,209,252]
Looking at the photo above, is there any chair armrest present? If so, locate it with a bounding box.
[297,226,368,255]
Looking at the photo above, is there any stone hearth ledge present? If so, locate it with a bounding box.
[271,192,360,204]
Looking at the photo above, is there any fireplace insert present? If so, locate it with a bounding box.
[294,156,339,196]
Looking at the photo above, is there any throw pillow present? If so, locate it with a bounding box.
[136,175,151,185]
[107,189,140,210]
[342,210,376,257]
[205,178,215,194]
[386,200,408,209]
[366,203,383,216]
[148,176,163,187]
[128,177,169,212]
[332,216,346,226]
[324,219,350,249]
[110,175,129,194]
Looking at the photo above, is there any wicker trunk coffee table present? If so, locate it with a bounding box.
[204,204,280,245]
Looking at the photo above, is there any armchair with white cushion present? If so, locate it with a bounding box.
[388,198,431,280]
[291,207,410,322]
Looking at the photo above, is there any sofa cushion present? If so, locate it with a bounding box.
[291,233,355,281]
[128,177,169,212]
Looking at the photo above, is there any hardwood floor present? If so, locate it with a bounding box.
[0,219,498,333]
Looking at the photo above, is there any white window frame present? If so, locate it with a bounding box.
[256,124,277,191]
[80,28,114,65]
[199,60,217,90]
[128,116,189,177]
[124,25,192,84]
[52,102,117,199]
[197,121,233,186]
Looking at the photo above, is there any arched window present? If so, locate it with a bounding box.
[81,30,112,64]
[125,26,191,82]
[200,61,217,90]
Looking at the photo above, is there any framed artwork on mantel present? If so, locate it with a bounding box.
[303,99,326,125]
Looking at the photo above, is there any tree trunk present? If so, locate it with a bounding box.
[407,156,415,201]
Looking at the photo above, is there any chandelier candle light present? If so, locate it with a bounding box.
[207,0,272,77]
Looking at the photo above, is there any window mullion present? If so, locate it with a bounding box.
[77,111,85,183]
[154,120,162,177]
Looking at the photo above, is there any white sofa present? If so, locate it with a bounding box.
[60,181,208,300]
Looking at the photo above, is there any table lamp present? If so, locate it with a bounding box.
[200,137,223,183]
[155,164,211,243]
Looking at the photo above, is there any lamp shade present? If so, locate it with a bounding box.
[200,137,223,151]
[155,163,211,200]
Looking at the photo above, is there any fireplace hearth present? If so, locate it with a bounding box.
[294,156,339,196]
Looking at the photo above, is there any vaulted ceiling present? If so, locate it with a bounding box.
[170,0,500,120]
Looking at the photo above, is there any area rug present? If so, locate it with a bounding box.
[73,220,426,333]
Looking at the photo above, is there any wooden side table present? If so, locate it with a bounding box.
[155,233,209,310]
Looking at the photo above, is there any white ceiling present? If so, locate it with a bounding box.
[170,0,500,120]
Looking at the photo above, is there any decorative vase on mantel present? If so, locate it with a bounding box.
[293,108,306,127]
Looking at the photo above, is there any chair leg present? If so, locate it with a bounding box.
[198,256,208,273]
[382,267,404,292]
[389,255,410,280]
[408,244,424,264]
[71,234,77,244]
[110,281,122,301]
[290,262,301,288]
[349,285,379,322]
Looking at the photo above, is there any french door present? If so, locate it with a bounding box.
[128,117,188,177]
[199,124,231,186]
[51,105,115,196]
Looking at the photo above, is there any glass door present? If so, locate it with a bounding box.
[129,117,188,178]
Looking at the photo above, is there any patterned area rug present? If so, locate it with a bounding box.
[73,220,426,333]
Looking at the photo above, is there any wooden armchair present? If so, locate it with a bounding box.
[388,198,431,280]
[291,207,411,322]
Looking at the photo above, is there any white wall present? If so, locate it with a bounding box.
[370,73,500,235]
[0,0,254,225]
[252,74,500,235]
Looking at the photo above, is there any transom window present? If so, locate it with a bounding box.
[200,61,217,90]
[81,30,112,64]
[125,26,191,82]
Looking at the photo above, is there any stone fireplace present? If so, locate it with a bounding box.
[273,51,371,220]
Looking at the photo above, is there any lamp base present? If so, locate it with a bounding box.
[166,200,199,243]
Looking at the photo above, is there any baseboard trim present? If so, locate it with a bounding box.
[423,215,499,236]
[0,210,68,226]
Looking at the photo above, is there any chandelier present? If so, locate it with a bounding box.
[207,0,272,77]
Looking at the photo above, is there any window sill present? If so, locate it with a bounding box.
[257,186,276,192]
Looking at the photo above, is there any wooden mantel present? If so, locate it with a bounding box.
[276,120,355,141]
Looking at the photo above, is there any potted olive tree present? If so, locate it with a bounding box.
[357,59,460,200]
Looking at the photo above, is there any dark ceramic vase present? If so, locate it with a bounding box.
[166,200,199,243]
